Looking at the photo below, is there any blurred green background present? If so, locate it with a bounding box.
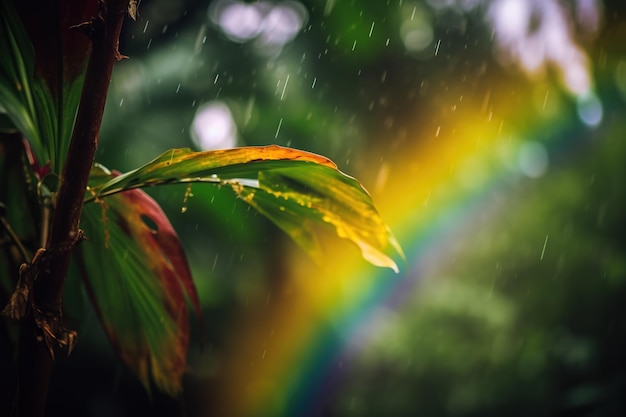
[11,0,626,416]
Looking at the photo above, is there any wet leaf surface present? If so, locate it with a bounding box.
[77,165,202,394]
[87,146,404,272]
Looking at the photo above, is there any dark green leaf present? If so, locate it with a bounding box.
[0,0,46,163]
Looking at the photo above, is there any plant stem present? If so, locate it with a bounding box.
[13,1,130,416]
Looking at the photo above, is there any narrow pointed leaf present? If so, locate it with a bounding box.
[0,0,45,163]
[77,165,202,394]
[13,0,97,172]
[0,0,96,173]
[87,146,404,271]
[0,133,41,296]
[86,146,337,197]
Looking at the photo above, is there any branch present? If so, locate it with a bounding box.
[13,1,130,416]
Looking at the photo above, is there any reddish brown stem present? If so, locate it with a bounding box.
[13,1,130,416]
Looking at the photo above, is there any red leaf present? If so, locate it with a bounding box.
[121,186,203,329]
[78,168,203,394]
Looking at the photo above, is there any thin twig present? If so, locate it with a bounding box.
[0,211,31,264]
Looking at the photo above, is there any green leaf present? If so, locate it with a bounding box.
[87,146,404,272]
[0,0,46,164]
[0,133,39,230]
[237,168,404,271]
[77,165,202,395]
[0,0,92,173]
[0,133,40,296]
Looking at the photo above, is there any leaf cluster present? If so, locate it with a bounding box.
[0,0,403,398]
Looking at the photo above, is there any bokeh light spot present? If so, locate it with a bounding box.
[487,0,601,95]
[209,0,307,55]
[217,2,264,42]
[400,5,433,54]
[518,141,549,178]
[259,3,307,47]
[401,24,434,53]
[576,92,603,128]
[191,101,238,150]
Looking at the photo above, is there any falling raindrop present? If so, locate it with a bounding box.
[211,253,219,271]
[540,235,549,261]
[280,74,290,100]
[275,118,283,138]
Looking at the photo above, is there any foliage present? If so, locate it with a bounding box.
[0,0,402,409]
[333,120,626,416]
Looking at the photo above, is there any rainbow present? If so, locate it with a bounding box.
[197,79,597,416]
